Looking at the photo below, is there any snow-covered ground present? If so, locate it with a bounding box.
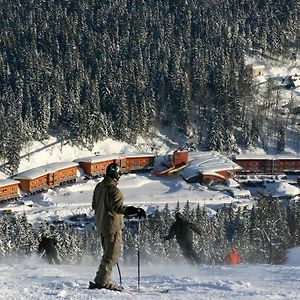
[245,54,300,110]
[0,135,256,222]
[1,248,300,299]
[245,53,300,156]
[0,172,250,226]
[1,135,299,222]
[2,162,298,226]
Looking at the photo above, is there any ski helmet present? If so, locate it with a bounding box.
[106,163,122,180]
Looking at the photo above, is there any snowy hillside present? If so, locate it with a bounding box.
[245,54,300,155]
[0,134,300,299]
[245,54,300,110]
[1,170,246,226]
[1,248,300,299]
[1,2,300,297]
[1,133,299,225]
[0,134,253,223]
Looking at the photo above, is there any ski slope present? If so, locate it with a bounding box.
[1,251,300,300]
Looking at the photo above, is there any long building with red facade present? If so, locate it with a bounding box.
[14,162,79,194]
[0,179,21,203]
[233,154,300,174]
[75,153,155,178]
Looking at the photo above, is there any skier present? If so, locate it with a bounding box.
[164,212,201,265]
[89,162,146,291]
[224,247,241,265]
[38,236,60,264]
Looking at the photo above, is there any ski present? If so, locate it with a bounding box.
[125,287,169,294]
[88,282,169,294]
[88,281,123,292]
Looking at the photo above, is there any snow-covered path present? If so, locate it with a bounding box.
[1,258,300,299]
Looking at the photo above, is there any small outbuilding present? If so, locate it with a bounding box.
[246,64,265,77]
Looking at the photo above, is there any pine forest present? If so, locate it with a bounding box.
[1,0,300,174]
[1,197,300,265]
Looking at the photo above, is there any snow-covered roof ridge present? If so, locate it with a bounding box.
[0,179,20,187]
[252,64,266,69]
[191,151,241,169]
[75,152,156,163]
[179,151,242,179]
[235,153,300,160]
[74,154,124,163]
[121,152,156,158]
[14,161,78,180]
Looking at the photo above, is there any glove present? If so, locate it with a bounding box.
[124,206,146,219]
[124,206,139,217]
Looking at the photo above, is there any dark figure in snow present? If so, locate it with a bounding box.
[164,212,201,265]
[89,162,146,291]
[38,236,60,264]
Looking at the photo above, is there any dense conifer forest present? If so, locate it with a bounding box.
[1,197,299,265]
[1,0,300,174]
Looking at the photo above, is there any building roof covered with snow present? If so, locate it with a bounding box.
[234,153,300,160]
[179,151,242,181]
[75,153,156,164]
[0,179,20,188]
[74,154,124,163]
[125,152,156,158]
[14,162,78,180]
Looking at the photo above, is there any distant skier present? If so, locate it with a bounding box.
[224,247,241,265]
[164,212,202,265]
[38,236,60,264]
[89,162,146,291]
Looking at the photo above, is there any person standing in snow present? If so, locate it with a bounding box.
[89,162,146,291]
[224,247,241,265]
[164,212,202,265]
[38,236,60,264]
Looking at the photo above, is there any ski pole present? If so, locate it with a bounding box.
[117,262,122,288]
[137,217,141,293]
[39,249,46,258]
